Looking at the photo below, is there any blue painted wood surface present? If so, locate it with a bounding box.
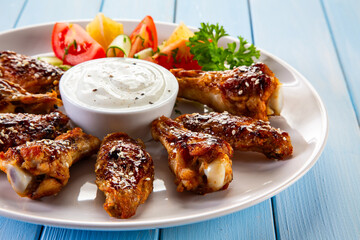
[0,0,359,239]
[0,0,26,31]
[102,0,175,23]
[16,0,102,27]
[0,217,42,240]
[160,201,275,240]
[176,0,252,42]
[40,228,158,240]
[321,0,360,122]
[250,0,360,239]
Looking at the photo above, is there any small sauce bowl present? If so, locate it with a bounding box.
[59,58,178,140]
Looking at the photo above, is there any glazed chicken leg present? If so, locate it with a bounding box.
[0,128,100,199]
[0,78,61,113]
[171,62,282,120]
[151,116,233,194]
[176,112,293,160]
[96,132,154,219]
[0,51,63,95]
[0,111,70,152]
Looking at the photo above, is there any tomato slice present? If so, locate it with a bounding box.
[52,23,106,66]
[151,39,201,70]
[128,16,158,58]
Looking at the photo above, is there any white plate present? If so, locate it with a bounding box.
[0,20,328,230]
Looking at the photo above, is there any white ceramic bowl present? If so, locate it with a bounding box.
[59,57,179,140]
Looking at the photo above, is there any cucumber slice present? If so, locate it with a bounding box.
[37,56,72,71]
[107,34,131,57]
[58,65,72,71]
[134,48,153,59]
[37,56,63,66]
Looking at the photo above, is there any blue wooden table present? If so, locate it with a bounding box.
[0,0,359,239]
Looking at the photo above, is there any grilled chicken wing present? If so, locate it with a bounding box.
[0,51,63,95]
[0,78,61,113]
[96,132,154,219]
[171,62,282,120]
[0,111,70,152]
[0,128,100,199]
[176,112,293,160]
[151,116,233,194]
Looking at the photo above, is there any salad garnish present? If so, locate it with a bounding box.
[48,15,260,71]
[187,23,260,71]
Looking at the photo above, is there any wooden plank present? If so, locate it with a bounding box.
[40,227,158,240]
[0,0,26,31]
[161,201,275,240]
[16,0,102,27]
[176,0,252,42]
[0,217,42,240]
[322,0,360,122]
[161,1,276,239]
[250,0,360,239]
[102,0,175,22]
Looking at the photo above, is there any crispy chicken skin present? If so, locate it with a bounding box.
[176,112,293,160]
[151,116,233,194]
[0,128,100,199]
[0,111,70,152]
[96,132,154,219]
[0,78,61,113]
[0,51,63,95]
[171,63,281,120]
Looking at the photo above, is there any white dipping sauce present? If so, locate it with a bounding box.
[61,58,175,110]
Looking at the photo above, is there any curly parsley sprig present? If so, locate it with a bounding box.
[187,23,260,71]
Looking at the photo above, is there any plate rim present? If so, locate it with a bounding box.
[0,20,328,230]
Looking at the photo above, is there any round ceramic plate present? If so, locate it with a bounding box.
[0,20,328,230]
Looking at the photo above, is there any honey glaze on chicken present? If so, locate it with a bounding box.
[176,111,293,160]
[95,132,154,219]
[0,111,70,152]
[151,116,233,194]
[0,51,63,95]
[171,62,282,120]
[0,78,61,113]
[0,128,100,199]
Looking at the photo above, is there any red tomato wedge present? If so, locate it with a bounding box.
[151,39,201,70]
[128,16,158,58]
[52,23,106,65]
